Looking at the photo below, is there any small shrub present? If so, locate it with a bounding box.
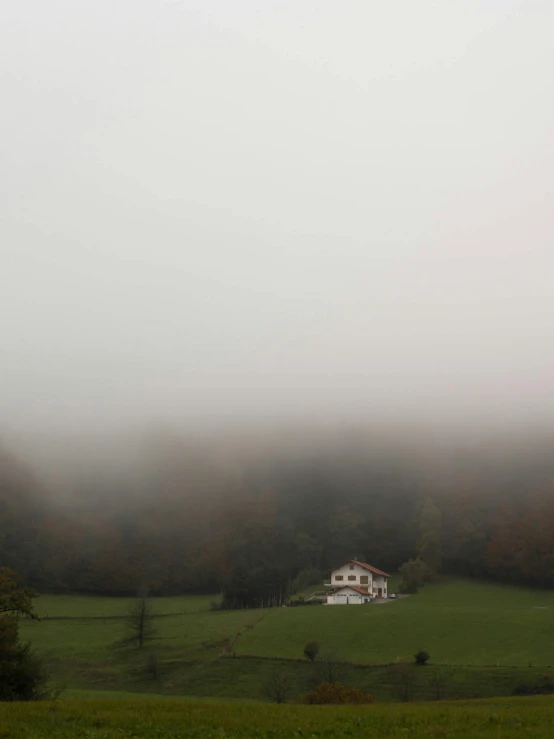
[304,641,320,662]
[415,650,430,665]
[305,682,374,705]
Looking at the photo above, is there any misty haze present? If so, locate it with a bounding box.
[1,0,554,734]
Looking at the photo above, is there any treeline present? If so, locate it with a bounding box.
[1,428,554,597]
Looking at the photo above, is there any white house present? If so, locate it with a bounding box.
[325,560,390,605]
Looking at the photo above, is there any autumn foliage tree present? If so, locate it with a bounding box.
[398,558,429,594]
[4,433,554,598]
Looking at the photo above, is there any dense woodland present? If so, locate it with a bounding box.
[1,427,554,600]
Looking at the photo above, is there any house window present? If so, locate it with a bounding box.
[348,575,356,581]
[349,564,355,570]
[335,575,343,581]
[360,576,368,584]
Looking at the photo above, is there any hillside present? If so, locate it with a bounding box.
[18,579,554,703]
[236,579,554,665]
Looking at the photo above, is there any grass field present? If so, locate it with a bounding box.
[3,695,554,737]
[17,579,554,702]
[237,579,554,665]
[32,593,215,619]
[22,595,263,662]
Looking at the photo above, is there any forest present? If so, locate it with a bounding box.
[1,426,553,599]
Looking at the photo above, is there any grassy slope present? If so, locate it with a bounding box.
[32,593,215,619]
[237,579,554,665]
[3,696,554,738]
[22,598,264,662]
[20,595,268,693]
[17,580,554,701]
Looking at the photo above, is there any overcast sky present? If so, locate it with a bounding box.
[1,0,553,441]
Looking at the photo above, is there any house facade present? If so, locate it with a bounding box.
[325,560,390,605]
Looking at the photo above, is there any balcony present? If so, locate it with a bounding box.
[324,580,332,587]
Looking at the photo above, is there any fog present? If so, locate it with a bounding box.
[2,1,554,465]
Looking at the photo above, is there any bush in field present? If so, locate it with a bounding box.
[305,682,375,705]
[415,650,430,665]
[303,641,320,662]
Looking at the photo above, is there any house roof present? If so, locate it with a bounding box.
[350,560,391,578]
[329,559,391,577]
[334,585,372,596]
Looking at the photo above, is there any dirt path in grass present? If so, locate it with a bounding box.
[222,613,269,656]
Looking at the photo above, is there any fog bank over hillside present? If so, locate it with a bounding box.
[4,420,554,508]
[2,1,554,456]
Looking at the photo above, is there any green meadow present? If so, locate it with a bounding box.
[3,695,554,738]
[24,595,260,663]
[17,579,554,703]
[237,579,554,665]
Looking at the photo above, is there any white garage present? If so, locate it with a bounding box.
[326,585,371,605]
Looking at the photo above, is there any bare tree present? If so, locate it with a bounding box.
[428,666,452,701]
[124,597,157,649]
[263,670,291,704]
[386,662,416,702]
[315,648,344,685]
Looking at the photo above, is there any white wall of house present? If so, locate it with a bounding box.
[372,575,387,597]
[330,563,373,591]
[327,587,371,605]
